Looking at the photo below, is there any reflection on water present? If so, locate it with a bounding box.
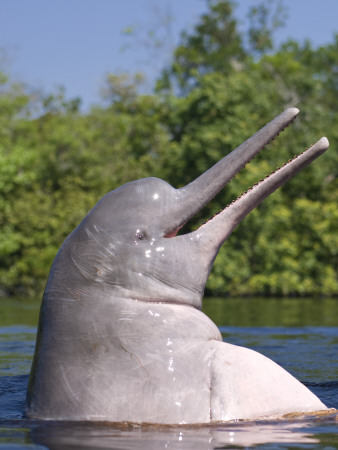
[203,296,338,327]
[15,417,338,449]
[3,416,337,450]
[0,297,337,449]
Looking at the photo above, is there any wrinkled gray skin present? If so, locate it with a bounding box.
[26,108,329,424]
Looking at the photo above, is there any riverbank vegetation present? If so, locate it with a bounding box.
[1,0,337,297]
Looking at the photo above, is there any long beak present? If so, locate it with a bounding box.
[194,137,329,252]
[163,108,300,237]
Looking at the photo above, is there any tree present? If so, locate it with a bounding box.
[157,0,246,94]
[155,1,338,296]
[157,0,287,94]
[0,0,337,297]
[0,72,176,296]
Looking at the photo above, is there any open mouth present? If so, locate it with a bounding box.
[164,227,182,238]
[162,108,329,243]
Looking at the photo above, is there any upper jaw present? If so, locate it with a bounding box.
[161,108,301,238]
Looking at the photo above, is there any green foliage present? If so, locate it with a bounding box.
[246,0,287,56]
[157,0,246,94]
[0,0,337,297]
[0,75,176,295]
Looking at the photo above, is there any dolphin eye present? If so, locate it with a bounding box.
[135,229,146,242]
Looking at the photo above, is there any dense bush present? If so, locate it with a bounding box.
[1,1,337,297]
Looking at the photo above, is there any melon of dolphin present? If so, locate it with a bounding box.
[26,108,329,423]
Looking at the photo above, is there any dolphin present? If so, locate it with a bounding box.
[26,108,329,424]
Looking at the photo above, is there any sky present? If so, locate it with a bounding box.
[1,0,338,110]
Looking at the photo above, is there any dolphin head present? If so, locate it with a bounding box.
[65,177,205,307]
[50,108,329,310]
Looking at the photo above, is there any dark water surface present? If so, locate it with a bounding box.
[0,297,337,449]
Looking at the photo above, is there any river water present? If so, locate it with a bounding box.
[0,297,337,449]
